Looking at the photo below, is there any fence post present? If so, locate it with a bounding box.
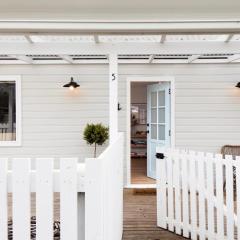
[156,147,167,229]
[85,158,104,240]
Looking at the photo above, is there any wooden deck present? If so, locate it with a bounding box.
[123,189,187,240]
[131,158,155,184]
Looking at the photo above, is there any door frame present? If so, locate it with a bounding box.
[126,76,175,187]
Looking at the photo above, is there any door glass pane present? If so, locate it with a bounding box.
[158,91,165,106]
[151,92,157,107]
[151,124,157,140]
[0,82,16,141]
[158,125,165,140]
[158,108,165,123]
[151,108,157,123]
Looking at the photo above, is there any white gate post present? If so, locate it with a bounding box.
[156,147,167,229]
[109,53,118,143]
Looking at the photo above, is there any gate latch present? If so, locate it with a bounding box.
[156,153,165,159]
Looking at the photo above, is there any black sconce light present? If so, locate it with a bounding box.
[63,77,80,90]
[236,82,240,88]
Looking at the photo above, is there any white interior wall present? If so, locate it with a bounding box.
[0,64,240,182]
[131,83,147,103]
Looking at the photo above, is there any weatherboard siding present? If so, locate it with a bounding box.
[0,64,240,183]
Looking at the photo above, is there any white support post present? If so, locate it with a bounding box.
[109,53,118,143]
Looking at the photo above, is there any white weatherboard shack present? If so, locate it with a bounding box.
[0,5,240,239]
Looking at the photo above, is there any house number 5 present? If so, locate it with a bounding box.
[112,73,116,81]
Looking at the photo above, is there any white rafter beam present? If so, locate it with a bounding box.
[227,54,240,62]
[24,35,34,44]
[160,34,166,43]
[188,54,201,63]
[9,54,33,64]
[225,34,234,43]
[94,35,99,43]
[59,55,74,64]
[148,54,155,63]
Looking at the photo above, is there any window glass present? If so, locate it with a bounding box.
[0,82,16,141]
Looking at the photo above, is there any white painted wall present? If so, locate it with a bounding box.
[0,64,240,183]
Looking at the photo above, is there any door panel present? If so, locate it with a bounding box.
[147,82,171,179]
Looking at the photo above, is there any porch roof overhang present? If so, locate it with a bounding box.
[1,20,240,64]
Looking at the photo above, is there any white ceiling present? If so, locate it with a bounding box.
[0,0,240,20]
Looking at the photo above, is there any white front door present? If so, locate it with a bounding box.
[147,82,171,179]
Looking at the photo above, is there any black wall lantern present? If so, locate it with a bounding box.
[236,82,240,88]
[63,77,80,90]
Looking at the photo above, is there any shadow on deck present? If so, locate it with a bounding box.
[123,189,187,240]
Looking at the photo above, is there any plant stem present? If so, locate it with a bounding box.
[94,143,97,158]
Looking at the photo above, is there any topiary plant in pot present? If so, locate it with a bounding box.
[83,123,109,158]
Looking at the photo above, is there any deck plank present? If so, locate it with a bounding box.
[123,189,187,240]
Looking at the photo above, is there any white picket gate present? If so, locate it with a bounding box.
[0,132,124,240]
[156,147,240,240]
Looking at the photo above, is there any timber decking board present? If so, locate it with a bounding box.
[131,158,156,184]
[123,189,187,240]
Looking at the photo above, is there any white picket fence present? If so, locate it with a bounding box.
[156,147,240,240]
[0,132,124,240]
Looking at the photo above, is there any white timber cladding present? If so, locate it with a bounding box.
[0,64,239,184]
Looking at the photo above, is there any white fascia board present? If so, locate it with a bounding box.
[1,21,240,34]
[2,42,240,55]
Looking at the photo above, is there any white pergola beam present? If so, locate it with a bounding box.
[94,35,99,43]
[1,21,240,34]
[9,54,33,64]
[24,35,34,44]
[160,34,166,43]
[225,34,234,43]
[227,54,240,62]
[148,54,155,63]
[109,53,118,143]
[59,55,74,64]
[2,42,240,55]
[188,54,201,63]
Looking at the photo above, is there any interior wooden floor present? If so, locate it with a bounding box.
[123,189,187,240]
[131,157,156,184]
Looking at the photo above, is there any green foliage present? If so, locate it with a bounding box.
[83,123,109,157]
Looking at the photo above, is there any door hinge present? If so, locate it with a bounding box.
[169,88,171,94]
[169,130,171,136]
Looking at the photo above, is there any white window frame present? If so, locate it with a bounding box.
[0,75,22,147]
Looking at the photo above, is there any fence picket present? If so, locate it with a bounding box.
[215,154,224,240]
[36,158,54,240]
[206,153,214,239]
[167,149,174,231]
[173,149,181,234]
[236,156,240,240]
[181,151,189,238]
[189,151,197,240]
[225,155,234,240]
[0,158,8,240]
[60,158,78,240]
[12,158,31,240]
[156,147,167,229]
[197,152,206,240]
